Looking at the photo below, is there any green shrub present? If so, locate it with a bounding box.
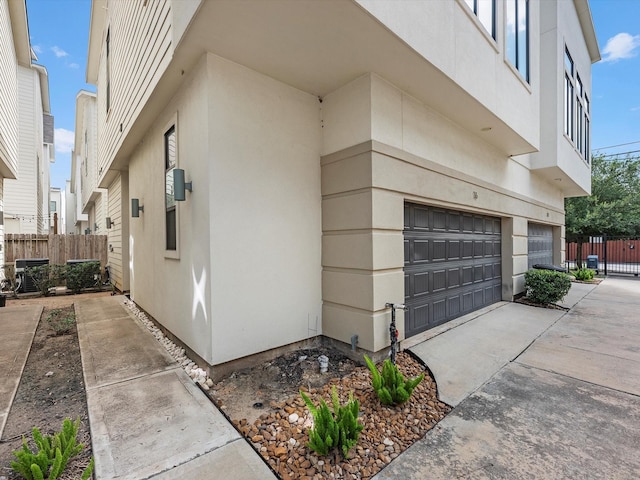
[573,267,595,281]
[364,355,424,406]
[25,266,55,297]
[300,386,363,458]
[11,417,93,480]
[65,262,100,294]
[524,269,571,305]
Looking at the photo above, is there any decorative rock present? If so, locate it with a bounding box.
[383,437,394,446]
[45,371,54,377]
[288,413,299,424]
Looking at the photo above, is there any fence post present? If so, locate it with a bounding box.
[603,233,607,276]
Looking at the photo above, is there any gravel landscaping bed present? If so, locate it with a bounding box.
[232,352,451,480]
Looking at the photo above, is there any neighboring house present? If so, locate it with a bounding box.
[72,90,108,237]
[49,186,63,233]
[3,3,54,237]
[0,0,28,269]
[69,148,88,235]
[86,0,599,376]
[64,179,76,234]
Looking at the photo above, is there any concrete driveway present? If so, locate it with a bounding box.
[375,278,640,479]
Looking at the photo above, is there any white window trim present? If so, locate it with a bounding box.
[164,113,180,260]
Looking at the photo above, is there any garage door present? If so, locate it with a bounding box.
[528,223,554,269]
[404,203,502,338]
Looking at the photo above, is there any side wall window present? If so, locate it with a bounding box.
[506,0,529,82]
[106,28,111,113]
[564,46,590,163]
[464,0,495,39]
[165,126,177,250]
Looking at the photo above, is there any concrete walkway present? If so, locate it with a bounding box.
[0,304,42,437]
[374,278,640,479]
[75,295,276,480]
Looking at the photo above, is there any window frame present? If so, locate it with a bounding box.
[564,46,591,163]
[164,124,178,255]
[106,28,111,114]
[463,0,496,40]
[505,0,529,83]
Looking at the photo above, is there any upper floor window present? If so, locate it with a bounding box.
[464,0,495,39]
[564,49,574,140]
[506,0,529,82]
[164,126,177,251]
[106,28,111,113]
[564,46,590,163]
[50,201,56,212]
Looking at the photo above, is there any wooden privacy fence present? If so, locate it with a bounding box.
[4,234,108,266]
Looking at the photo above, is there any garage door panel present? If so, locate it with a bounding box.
[414,240,430,263]
[414,272,429,296]
[448,240,461,260]
[433,209,447,231]
[404,203,502,337]
[528,223,553,269]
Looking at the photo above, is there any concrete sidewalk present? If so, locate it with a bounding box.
[0,304,43,437]
[375,278,640,479]
[76,295,276,480]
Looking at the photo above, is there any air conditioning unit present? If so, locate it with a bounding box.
[15,258,50,293]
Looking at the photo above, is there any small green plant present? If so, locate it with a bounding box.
[364,355,424,406]
[65,262,100,294]
[300,386,363,458]
[573,267,595,281]
[11,417,94,480]
[524,269,571,305]
[46,308,76,335]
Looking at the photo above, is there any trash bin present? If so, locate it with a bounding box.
[586,255,598,269]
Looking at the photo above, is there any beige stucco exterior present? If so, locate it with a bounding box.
[85,0,599,372]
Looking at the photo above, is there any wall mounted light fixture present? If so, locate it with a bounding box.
[106,217,115,229]
[173,168,193,201]
[131,198,144,218]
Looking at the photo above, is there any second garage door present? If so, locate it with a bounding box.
[404,203,502,338]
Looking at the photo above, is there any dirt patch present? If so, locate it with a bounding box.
[210,346,358,424]
[0,292,109,479]
[209,350,451,479]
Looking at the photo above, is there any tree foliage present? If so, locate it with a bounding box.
[565,154,640,242]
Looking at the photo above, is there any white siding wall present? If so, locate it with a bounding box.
[4,66,42,234]
[0,178,4,270]
[0,0,18,177]
[97,0,172,176]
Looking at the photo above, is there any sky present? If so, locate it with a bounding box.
[23,0,640,191]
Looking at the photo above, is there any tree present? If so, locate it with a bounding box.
[565,154,640,267]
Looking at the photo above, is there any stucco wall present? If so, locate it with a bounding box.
[207,53,322,365]
[128,53,323,366]
[321,74,564,352]
[128,54,211,361]
[354,0,540,150]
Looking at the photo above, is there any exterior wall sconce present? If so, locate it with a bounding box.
[173,168,193,201]
[85,228,91,235]
[106,217,115,229]
[131,198,144,218]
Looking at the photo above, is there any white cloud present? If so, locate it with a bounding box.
[631,106,640,112]
[54,128,74,154]
[68,63,79,69]
[51,46,69,58]
[601,32,640,63]
[32,45,42,54]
